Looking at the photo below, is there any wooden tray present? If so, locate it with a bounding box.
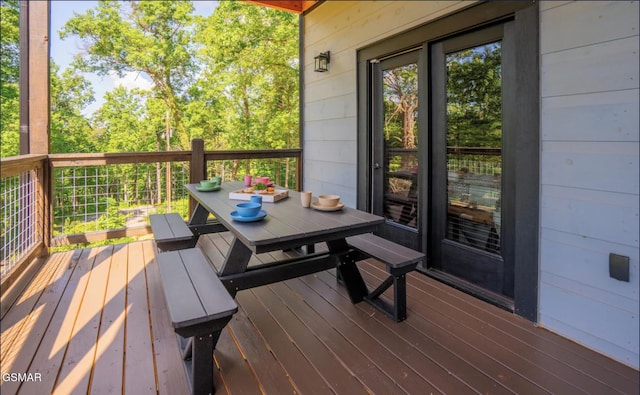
[229,188,289,203]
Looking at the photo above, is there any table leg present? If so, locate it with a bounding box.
[188,203,210,226]
[219,237,253,297]
[327,238,368,303]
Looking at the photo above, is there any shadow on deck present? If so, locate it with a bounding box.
[1,233,638,394]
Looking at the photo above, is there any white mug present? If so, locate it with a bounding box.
[300,191,312,208]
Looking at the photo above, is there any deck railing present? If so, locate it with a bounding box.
[1,155,48,288]
[1,139,301,287]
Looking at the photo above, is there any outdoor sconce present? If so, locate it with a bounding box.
[314,51,330,72]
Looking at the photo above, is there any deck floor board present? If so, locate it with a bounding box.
[34,246,100,395]
[144,240,190,395]
[90,244,127,394]
[54,245,113,394]
[1,233,637,395]
[223,307,294,394]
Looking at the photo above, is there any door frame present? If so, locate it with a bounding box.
[356,2,539,321]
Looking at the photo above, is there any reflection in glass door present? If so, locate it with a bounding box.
[431,26,513,298]
[445,42,502,254]
[372,51,421,250]
[383,62,419,227]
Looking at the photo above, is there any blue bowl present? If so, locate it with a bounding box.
[236,202,262,217]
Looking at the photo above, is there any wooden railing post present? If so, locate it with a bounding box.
[189,139,205,217]
[43,158,51,253]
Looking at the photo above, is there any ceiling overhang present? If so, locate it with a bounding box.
[244,0,318,14]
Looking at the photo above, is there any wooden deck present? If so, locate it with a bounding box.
[1,233,638,394]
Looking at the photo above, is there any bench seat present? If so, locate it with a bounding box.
[346,233,424,322]
[150,213,197,252]
[157,248,238,395]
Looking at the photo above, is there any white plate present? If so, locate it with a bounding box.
[311,202,344,211]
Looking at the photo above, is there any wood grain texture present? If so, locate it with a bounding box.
[2,235,637,395]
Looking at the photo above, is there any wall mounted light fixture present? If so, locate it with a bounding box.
[314,51,330,72]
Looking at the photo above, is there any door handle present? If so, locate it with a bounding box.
[372,163,381,169]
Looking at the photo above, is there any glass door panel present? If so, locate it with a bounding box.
[446,42,502,253]
[372,50,422,250]
[382,63,419,228]
[430,28,511,297]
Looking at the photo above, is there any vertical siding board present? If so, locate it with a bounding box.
[539,1,640,369]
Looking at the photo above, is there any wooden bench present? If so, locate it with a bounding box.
[150,213,197,252]
[157,248,238,395]
[346,233,424,322]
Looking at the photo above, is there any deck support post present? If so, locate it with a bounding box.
[189,139,205,217]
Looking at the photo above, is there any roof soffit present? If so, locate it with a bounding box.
[244,0,318,14]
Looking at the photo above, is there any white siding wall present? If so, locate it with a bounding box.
[539,1,639,368]
[303,1,470,206]
[303,0,640,368]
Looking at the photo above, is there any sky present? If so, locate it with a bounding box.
[50,1,218,116]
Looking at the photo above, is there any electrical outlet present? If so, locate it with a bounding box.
[609,253,630,282]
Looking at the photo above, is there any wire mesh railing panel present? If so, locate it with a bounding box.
[446,153,502,253]
[52,162,191,236]
[1,170,41,278]
[50,153,300,240]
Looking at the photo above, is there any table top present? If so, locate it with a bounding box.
[186,181,384,253]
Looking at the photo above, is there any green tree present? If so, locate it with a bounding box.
[50,62,97,153]
[93,86,149,152]
[446,43,502,148]
[1,0,20,157]
[196,1,299,179]
[197,1,298,149]
[383,64,418,149]
[61,0,198,150]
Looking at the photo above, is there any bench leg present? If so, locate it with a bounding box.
[190,333,216,395]
[394,274,407,322]
[364,274,408,322]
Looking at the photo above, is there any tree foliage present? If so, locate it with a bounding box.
[383,64,418,149]
[50,62,97,153]
[1,0,20,157]
[446,42,502,148]
[196,1,299,151]
[60,0,197,150]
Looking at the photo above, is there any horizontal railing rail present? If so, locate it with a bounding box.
[49,146,301,245]
[1,141,302,285]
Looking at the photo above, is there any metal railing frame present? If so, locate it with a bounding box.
[1,139,301,292]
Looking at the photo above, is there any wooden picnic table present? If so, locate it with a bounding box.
[185,181,385,302]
